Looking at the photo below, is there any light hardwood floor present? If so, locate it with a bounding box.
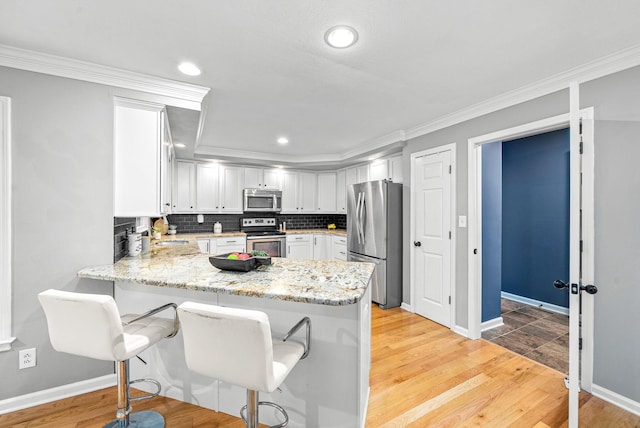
[2,306,638,427]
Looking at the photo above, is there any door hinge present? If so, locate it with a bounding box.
[579,338,583,350]
[448,296,451,305]
[580,240,583,253]
[579,140,584,154]
[449,165,452,174]
[449,231,451,240]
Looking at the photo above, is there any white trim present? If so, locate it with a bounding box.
[0,44,210,110]
[0,96,13,352]
[467,107,595,392]
[481,317,504,332]
[468,111,573,340]
[410,143,457,330]
[501,291,569,316]
[592,384,640,418]
[400,302,413,312]
[0,374,116,415]
[452,325,469,338]
[406,43,640,141]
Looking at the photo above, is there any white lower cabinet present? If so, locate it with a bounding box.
[197,236,246,255]
[313,235,331,260]
[197,238,212,254]
[216,236,246,254]
[332,235,348,261]
[286,234,313,259]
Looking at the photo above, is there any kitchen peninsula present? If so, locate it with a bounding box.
[78,237,373,428]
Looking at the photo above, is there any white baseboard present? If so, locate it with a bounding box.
[400,302,412,312]
[0,374,116,415]
[453,325,469,338]
[481,316,504,332]
[501,291,569,316]
[592,384,640,417]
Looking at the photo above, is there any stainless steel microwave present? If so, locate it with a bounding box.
[243,188,282,212]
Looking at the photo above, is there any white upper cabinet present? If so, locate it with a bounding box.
[317,172,337,213]
[196,163,220,212]
[369,159,389,181]
[388,154,403,183]
[194,163,243,213]
[263,169,284,189]
[244,167,262,188]
[356,164,369,183]
[336,169,347,214]
[281,171,317,213]
[297,172,317,213]
[219,166,244,212]
[114,99,170,217]
[174,161,196,212]
[244,167,283,189]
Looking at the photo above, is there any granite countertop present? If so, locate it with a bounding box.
[79,236,372,306]
[284,229,346,236]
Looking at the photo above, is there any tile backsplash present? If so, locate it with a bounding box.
[114,214,347,260]
[166,214,347,234]
[114,217,136,262]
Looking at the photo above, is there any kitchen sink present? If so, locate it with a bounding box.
[156,239,190,246]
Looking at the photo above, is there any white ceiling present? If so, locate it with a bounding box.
[2,1,640,168]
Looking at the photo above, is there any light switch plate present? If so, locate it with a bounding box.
[458,216,467,228]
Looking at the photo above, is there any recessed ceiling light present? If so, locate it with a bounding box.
[324,25,359,49]
[277,137,289,145]
[174,143,186,148]
[178,62,201,76]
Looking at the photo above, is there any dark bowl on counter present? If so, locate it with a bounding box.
[209,253,272,272]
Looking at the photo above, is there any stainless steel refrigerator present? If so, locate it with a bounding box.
[348,180,402,309]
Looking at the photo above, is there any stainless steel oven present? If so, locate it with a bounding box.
[246,235,286,258]
[242,217,286,257]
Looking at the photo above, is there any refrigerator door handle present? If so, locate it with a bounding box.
[359,192,366,244]
[356,191,363,245]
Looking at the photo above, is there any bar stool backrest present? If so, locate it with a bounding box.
[38,289,125,362]
[178,302,275,392]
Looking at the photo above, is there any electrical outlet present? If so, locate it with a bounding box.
[19,348,36,369]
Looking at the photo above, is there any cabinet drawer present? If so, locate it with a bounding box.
[287,234,311,242]
[215,236,245,246]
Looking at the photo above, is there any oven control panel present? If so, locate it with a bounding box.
[242,218,276,227]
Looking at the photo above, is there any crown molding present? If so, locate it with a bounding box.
[0,44,210,110]
[405,43,640,140]
[342,129,406,159]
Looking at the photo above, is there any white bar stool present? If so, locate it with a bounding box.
[38,289,179,428]
[177,302,310,428]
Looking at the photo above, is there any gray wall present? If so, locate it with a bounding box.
[0,66,181,400]
[581,65,640,402]
[402,89,569,327]
[402,64,640,403]
[0,66,114,399]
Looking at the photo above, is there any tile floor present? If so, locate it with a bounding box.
[482,298,569,373]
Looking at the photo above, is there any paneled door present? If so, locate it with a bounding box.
[412,148,452,327]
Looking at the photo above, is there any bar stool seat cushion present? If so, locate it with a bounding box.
[38,289,175,362]
[178,302,305,393]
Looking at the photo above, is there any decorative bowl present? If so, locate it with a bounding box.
[209,253,272,272]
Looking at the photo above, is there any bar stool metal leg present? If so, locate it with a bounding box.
[104,360,165,428]
[246,390,259,428]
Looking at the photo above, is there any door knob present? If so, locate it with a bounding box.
[413,241,422,247]
[554,280,598,295]
[553,280,569,289]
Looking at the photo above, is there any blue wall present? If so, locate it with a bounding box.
[501,128,569,308]
[481,141,503,322]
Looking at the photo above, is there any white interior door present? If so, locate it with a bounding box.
[412,149,452,327]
